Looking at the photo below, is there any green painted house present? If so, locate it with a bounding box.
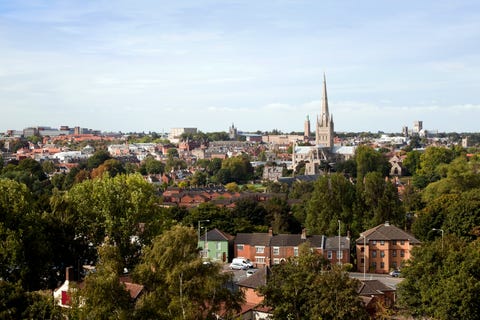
[199,228,234,262]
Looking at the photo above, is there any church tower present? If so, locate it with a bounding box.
[315,73,334,148]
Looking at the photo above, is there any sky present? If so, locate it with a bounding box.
[0,0,479,134]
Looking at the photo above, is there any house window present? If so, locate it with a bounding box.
[380,240,385,245]
[337,250,343,259]
[237,244,244,251]
[392,250,397,257]
[380,262,385,269]
[400,250,405,257]
[273,247,280,255]
[400,240,405,245]
[360,258,364,264]
[256,246,265,254]
[327,250,333,259]
[216,242,221,250]
[372,262,377,269]
[273,258,280,265]
[360,247,365,252]
[392,240,397,245]
[294,247,299,256]
[392,262,397,269]
[372,240,377,245]
[380,251,385,258]
[372,250,377,258]
[255,256,265,264]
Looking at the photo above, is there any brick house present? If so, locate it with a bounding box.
[235,268,272,319]
[356,221,421,274]
[234,229,350,267]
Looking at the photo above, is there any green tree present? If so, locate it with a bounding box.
[398,236,480,320]
[354,145,390,180]
[73,244,132,320]
[87,150,111,169]
[63,174,165,268]
[306,173,356,235]
[260,244,368,320]
[133,225,243,319]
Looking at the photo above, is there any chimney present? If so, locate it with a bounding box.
[268,227,273,237]
[65,266,74,282]
[346,230,351,239]
[301,228,307,240]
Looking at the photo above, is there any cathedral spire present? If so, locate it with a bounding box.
[322,72,329,120]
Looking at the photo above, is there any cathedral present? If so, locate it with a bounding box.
[292,74,354,175]
[315,73,334,149]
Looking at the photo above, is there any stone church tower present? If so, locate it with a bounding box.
[315,73,334,149]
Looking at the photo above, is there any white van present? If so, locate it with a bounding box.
[232,258,253,269]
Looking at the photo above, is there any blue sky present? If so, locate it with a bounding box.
[1,0,479,133]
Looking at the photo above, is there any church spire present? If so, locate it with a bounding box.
[322,72,329,120]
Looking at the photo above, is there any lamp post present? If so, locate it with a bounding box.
[198,219,210,252]
[204,227,208,259]
[360,234,367,280]
[338,220,342,265]
[432,228,444,251]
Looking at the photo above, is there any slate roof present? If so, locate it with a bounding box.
[237,267,269,289]
[270,234,325,248]
[235,233,272,246]
[358,280,395,296]
[324,236,351,250]
[356,221,421,244]
[200,228,234,241]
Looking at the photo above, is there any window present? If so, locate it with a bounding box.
[392,240,397,245]
[360,247,365,252]
[372,262,377,269]
[380,251,385,258]
[294,247,299,256]
[392,250,397,257]
[400,240,405,245]
[400,250,405,257]
[327,250,333,259]
[216,242,221,250]
[255,246,265,254]
[380,240,385,245]
[372,240,377,245]
[273,247,280,256]
[337,250,343,259]
[392,262,397,269]
[380,262,385,269]
[237,244,244,251]
[372,250,377,258]
[273,258,280,265]
[360,258,364,264]
[255,256,265,264]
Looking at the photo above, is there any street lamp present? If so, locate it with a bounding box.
[432,228,444,251]
[198,220,210,251]
[360,234,367,280]
[338,220,342,265]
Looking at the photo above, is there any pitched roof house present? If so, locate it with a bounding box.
[199,228,234,262]
[235,229,350,267]
[356,221,421,274]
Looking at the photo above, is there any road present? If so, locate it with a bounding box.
[349,272,404,289]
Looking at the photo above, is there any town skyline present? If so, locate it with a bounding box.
[1,1,479,133]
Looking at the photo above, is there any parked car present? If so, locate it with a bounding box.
[389,270,401,277]
[230,262,248,270]
[232,258,253,269]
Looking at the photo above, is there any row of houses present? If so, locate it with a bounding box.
[199,221,420,274]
